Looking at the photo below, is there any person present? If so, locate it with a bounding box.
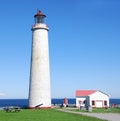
[112,103,115,108]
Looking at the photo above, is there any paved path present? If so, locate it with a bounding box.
[58,109,120,121]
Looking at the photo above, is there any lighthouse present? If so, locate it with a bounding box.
[29,11,51,108]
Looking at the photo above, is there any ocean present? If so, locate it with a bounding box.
[0,98,120,108]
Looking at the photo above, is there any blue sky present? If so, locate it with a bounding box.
[0,0,120,99]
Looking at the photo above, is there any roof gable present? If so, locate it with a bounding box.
[76,90,96,96]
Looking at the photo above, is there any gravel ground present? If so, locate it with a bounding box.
[78,112,120,121]
[59,109,120,121]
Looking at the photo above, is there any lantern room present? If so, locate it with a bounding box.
[34,11,46,24]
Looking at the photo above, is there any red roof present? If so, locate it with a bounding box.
[76,90,96,96]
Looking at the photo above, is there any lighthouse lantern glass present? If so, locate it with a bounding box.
[35,16,45,24]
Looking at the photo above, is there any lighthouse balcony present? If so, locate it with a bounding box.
[32,23,49,30]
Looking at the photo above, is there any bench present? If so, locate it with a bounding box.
[4,106,21,112]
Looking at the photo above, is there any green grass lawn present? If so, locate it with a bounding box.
[0,109,106,121]
[92,107,120,113]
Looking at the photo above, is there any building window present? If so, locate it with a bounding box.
[104,101,107,106]
[92,101,95,105]
[83,100,86,104]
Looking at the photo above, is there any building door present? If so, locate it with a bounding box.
[96,101,103,108]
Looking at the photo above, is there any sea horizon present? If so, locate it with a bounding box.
[0,98,120,108]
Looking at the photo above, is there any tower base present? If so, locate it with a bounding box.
[29,106,51,109]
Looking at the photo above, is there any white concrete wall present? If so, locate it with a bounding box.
[29,23,51,108]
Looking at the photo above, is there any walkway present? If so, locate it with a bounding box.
[58,109,120,121]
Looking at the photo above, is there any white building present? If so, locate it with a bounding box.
[29,11,51,108]
[76,90,109,108]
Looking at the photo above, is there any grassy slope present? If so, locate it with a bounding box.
[92,108,120,113]
[0,109,106,121]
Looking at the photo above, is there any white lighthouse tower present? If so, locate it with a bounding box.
[29,11,51,108]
